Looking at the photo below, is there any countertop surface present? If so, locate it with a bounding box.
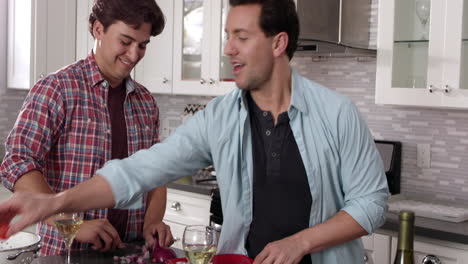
[382,211,468,246]
[167,181,217,196]
[32,244,185,264]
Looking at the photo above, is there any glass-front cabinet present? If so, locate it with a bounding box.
[172,0,235,96]
[376,0,468,108]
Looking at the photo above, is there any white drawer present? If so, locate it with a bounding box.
[164,188,211,226]
[167,221,186,250]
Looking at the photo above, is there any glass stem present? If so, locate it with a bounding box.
[67,246,71,264]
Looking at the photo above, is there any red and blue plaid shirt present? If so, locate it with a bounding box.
[0,53,160,256]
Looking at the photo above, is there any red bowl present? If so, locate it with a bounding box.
[165,254,253,264]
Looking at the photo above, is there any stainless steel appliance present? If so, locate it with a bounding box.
[295,0,376,55]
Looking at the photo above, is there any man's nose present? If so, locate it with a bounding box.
[223,39,237,57]
[127,45,139,62]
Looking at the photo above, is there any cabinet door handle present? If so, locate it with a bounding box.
[363,253,368,263]
[170,201,181,211]
[200,78,206,84]
[162,77,169,84]
[422,255,442,264]
[209,78,215,85]
[173,237,180,242]
[428,85,451,94]
[444,85,451,94]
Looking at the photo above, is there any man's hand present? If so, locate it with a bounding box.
[143,221,174,248]
[74,219,123,251]
[253,234,309,264]
[0,192,60,237]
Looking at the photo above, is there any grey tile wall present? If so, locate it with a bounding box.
[0,89,28,157]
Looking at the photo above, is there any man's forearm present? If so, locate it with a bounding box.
[14,170,54,194]
[55,175,115,213]
[296,210,368,254]
[144,186,167,225]
[14,170,56,225]
[14,171,115,222]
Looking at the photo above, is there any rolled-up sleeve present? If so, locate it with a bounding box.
[338,101,389,233]
[0,77,64,191]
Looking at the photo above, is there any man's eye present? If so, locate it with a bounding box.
[238,36,248,41]
[121,41,131,46]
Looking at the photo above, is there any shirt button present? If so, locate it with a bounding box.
[262,111,268,117]
[265,130,271,136]
[272,152,277,158]
[87,118,92,123]
[106,129,111,134]
[146,126,150,130]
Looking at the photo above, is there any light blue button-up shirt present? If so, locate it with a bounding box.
[97,70,389,263]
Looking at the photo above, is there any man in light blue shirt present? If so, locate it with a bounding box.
[1,0,388,263]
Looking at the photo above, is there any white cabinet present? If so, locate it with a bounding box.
[376,0,468,108]
[363,231,468,264]
[134,0,174,94]
[75,0,94,61]
[171,0,235,96]
[391,237,468,264]
[362,233,392,264]
[7,0,76,90]
[164,188,211,250]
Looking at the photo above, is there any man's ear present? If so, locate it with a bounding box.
[92,20,104,40]
[272,32,289,58]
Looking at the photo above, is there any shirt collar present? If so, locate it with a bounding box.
[84,51,136,94]
[289,69,308,115]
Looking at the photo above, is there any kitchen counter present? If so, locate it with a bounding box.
[167,181,217,196]
[381,211,468,247]
[32,245,185,264]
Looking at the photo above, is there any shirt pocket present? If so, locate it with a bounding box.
[133,120,155,150]
[66,115,104,159]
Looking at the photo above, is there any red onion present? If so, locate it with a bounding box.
[151,240,176,263]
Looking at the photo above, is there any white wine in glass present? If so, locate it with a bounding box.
[182,225,218,264]
[54,212,84,264]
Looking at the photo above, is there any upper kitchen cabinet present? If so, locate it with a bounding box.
[75,0,94,61]
[171,0,235,96]
[376,0,468,108]
[7,0,76,90]
[134,0,174,94]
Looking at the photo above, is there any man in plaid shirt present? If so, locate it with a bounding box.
[0,0,173,256]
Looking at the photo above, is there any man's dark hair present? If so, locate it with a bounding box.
[229,0,299,59]
[89,0,165,37]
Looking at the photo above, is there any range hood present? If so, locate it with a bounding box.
[296,0,376,55]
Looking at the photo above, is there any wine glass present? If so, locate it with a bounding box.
[53,212,84,264]
[415,0,431,40]
[182,225,218,264]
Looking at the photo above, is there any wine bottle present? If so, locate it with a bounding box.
[393,210,415,264]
